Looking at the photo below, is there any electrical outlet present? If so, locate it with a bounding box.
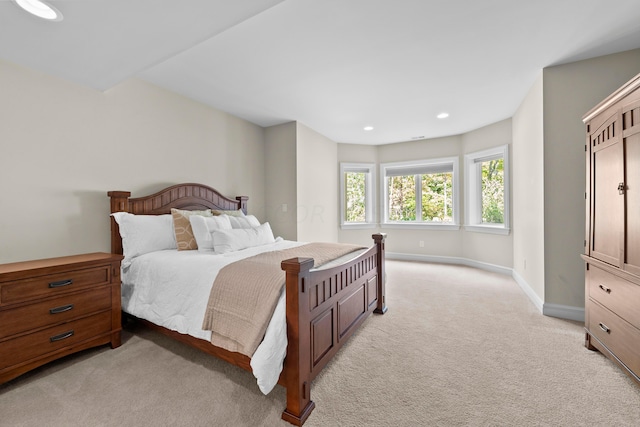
[419,240,424,247]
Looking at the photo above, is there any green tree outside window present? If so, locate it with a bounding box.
[387,172,453,222]
[345,171,367,222]
[480,158,504,224]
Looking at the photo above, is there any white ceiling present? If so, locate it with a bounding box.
[2,0,640,145]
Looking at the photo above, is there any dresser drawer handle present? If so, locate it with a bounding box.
[50,330,75,342]
[49,279,73,288]
[599,322,611,333]
[598,283,611,294]
[49,304,74,314]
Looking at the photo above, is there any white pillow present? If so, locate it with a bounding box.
[227,214,261,229]
[111,212,176,267]
[212,222,275,254]
[189,214,233,252]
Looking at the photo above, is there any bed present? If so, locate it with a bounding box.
[108,183,386,425]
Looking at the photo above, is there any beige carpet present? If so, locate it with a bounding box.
[1,260,639,426]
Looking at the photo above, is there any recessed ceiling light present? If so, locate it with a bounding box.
[12,0,63,21]
[363,126,374,131]
[437,112,449,119]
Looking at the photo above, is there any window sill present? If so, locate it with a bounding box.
[464,224,510,235]
[381,222,460,231]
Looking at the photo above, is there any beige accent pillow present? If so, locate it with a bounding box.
[171,208,213,250]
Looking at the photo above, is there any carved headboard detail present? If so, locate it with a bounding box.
[108,183,248,255]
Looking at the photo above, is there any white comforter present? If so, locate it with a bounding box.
[122,239,365,394]
[122,238,304,394]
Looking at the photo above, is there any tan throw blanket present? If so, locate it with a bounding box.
[201,242,365,357]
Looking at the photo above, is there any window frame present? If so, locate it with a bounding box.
[380,156,460,230]
[340,162,376,229]
[464,144,510,235]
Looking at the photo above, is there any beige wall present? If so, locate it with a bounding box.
[542,48,640,310]
[264,121,339,243]
[510,48,640,317]
[296,123,338,242]
[376,136,464,258]
[512,73,545,304]
[0,60,265,263]
[264,122,297,240]
[337,143,380,247]
[337,122,514,270]
[5,47,639,319]
[461,119,513,268]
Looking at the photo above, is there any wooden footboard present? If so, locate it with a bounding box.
[280,233,386,425]
[108,184,386,426]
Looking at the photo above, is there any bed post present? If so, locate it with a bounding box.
[107,191,131,255]
[280,257,316,426]
[236,196,249,215]
[373,233,387,314]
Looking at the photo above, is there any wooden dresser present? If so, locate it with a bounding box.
[0,252,123,384]
[582,72,640,385]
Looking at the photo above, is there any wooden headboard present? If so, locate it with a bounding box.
[108,183,248,255]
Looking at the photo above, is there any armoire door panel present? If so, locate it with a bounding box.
[624,130,640,275]
[591,140,624,267]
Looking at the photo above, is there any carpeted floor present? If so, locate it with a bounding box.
[1,260,639,426]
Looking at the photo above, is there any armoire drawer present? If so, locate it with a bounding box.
[0,286,111,340]
[0,265,111,305]
[588,265,640,329]
[0,310,112,371]
[588,300,640,376]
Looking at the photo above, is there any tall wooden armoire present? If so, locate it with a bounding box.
[582,72,640,385]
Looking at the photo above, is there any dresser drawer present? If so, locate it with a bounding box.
[0,265,111,305]
[0,287,111,340]
[588,300,640,376]
[588,265,640,329]
[0,311,112,371]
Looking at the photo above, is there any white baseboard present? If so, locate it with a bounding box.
[542,303,585,322]
[511,268,544,313]
[387,252,584,322]
[386,252,512,276]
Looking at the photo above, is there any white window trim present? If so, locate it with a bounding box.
[464,144,510,235]
[380,156,460,229]
[340,162,376,229]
